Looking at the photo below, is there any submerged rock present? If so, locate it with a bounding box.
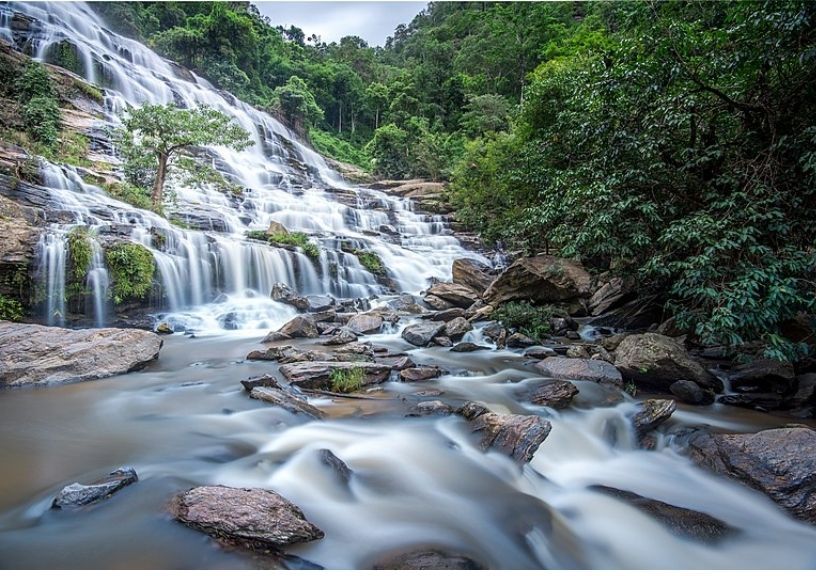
[535,357,623,386]
[170,486,324,548]
[529,379,579,409]
[318,449,352,484]
[401,321,446,347]
[0,322,161,388]
[250,386,324,419]
[614,333,718,391]
[278,361,391,389]
[457,402,552,464]
[630,399,676,437]
[371,548,484,570]
[450,342,490,353]
[53,467,138,509]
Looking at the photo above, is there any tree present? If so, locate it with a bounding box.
[271,75,324,135]
[114,104,252,209]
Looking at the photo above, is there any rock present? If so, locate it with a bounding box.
[278,361,391,389]
[443,316,472,342]
[482,321,507,347]
[250,386,324,419]
[457,402,552,464]
[506,332,536,348]
[729,358,796,394]
[155,322,174,335]
[523,346,557,360]
[716,392,784,411]
[409,400,453,416]
[685,427,816,523]
[427,308,466,322]
[170,486,324,548]
[631,399,676,437]
[275,315,319,339]
[324,328,358,346]
[425,282,480,308]
[0,322,162,388]
[247,345,334,364]
[422,294,452,310]
[592,486,733,542]
[452,258,494,294]
[550,316,577,336]
[318,449,352,483]
[451,342,490,353]
[535,357,623,386]
[306,295,335,313]
[261,331,290,343]
[614,333,719,391]
[390,356,416,370]
[345,313,383,334]
[483,255,591,307]
[400,365,442,382]
[566,330,581,340]
[600,333,627,351]
[589,277,635,316]
[336,342,373,356]
[669,380,715,405]
[592,298,662,331]
[385,294,426,315]
[401,321,446,347]
[789,373,816,408]
[267,220,288,235]
[529,379,579,409]
[467,304,495,322]
[371,548,484,570]
[52,467,138,509]
[270,283,309,311]
[241,373,278,392]
[432,335,453,347]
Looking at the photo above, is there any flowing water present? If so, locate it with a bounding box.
[1,2,816,570]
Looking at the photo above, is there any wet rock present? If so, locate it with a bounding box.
[592,298,662,331]
[409,400,454,416]
[600,333,627,351]
[307,308,337,323]
[247,345,334,364]
[346,313,383,334]
[275,315,319,339]
[422,294,452,310]
[684,427,816,523]
[789,373,816,408]
[336,342,374,356]
[729,358,796,395]
[155,322,174,335]
[170,486,324,548]
[506,332,536,348]
[631,399,676,437]
[669,380,715,405]
[482,321,507,347]
[279,361,391,389]
[589,277,635,316]
[385,293,426,315]
[371,548,484,570]
[400,365,442,382]
[318,449,352,483]
[592,486,734,542]
[457,402,552,464]
[483,255,591,307]
[250,386,324,419]
[716,392,785,411]
[425,282,479,308]
[466,304,494,322]
[241,373,278,392]
[614,333,719,391]
[0,322,162,388]
[427,307,466,322]
[261,331,290,343]
[524,346,557,360]
[549,316,577,335]
[452,258,494,294]
[566,330,581,340]
[306,295,335,313]
[444,316,472,342]
[530,379,579,409]
[324,328,358,346]
[451,342,490,353]
[432,335,453,347]
[270,283,309,311]
[535,357,623,386]
[401,321,446,347]
[391,356,416,371]
[53,467,138,509]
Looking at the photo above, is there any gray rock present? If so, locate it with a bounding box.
[523,346,557,360]
[444,316,472,342]
[275,315,319,339]
[427,308,467,322]
[324,328,358,345]
[457,402,552,464]
[346,313,383,334]
[422,294,452,310]
[670,380,715,405]
[250,386,324,419]
[631,399,676,437]
[241,373,278,392]
[535,357,623,386]
[318,449,352,483]
[270,283,309,311]
[400,365,442,382]
[306,295,335,312]
[371,548,484,570]
[279,361,391,389]
[432,335,453,347]
[53,467,138,509]
[729,358,796,394]
[401,321,446,347]
[261,331,290,343]
[170,486,324,548]
[451,342,490,353]
[530,379,579,409]
[589,277,635,316]
[0,322,162,388]
[614,333,719,391]
[506,332,537,348]
[790,373,816,408]
[410,400,453,416]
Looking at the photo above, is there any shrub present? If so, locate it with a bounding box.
[309,127,371,171]
[0,295,23,321]
[490,302,563,341]
[246,230,320,260]
[329,367,366,393]
[66,227,93,298]
[105,242,155,304]
[353,250,385,275]
[103,181,153,211]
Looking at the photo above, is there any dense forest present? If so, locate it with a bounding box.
[88,1,816,362]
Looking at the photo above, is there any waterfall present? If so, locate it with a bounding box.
[37,230,66,326]
[86,237,108,327]
[0,2,490,333]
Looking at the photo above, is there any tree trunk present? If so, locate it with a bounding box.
[152,151,168,209]
[375,108,379,130]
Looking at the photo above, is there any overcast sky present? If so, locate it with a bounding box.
[255,2,427,47]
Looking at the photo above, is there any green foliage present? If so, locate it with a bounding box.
[329,367,366,393]
[309,127,371,171]
[490,302,564,342]
[103,181,153,211]
[16,63,60,149]
[367,123,410,178]
[0,295,23,321]
[66,227,92,298]
[459,93,512,138]
[44,40,83,76]
[353,250,385,275]
[245,230,320,260]
[105,242,156,305]
[271,75,323,131]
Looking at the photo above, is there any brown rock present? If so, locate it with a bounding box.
[443,316,472,341]
[345,313,383,334]
[275,315,319,339]
[425,282,480,308]
[279,361,391,389]
[452,258,494,294]
[371,548,484,570]
[402,321,446,347]
[250,386,325,419]
[400,365,442,382]
[631,399,676,437]
[483,255,591,307]
[457,402,552,464]
[530,379,579,409]
[614,333,719,391]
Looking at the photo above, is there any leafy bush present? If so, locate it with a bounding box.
[16,63,61,149]
[353,250,385,275]
[246,230,320,260]
[0,295,23,321]
[103,182,153,211]
[490,302,563,341]
[105,242,155,304]
[309,127,371,171]
[329,367,366,393]
[66,227,93,298]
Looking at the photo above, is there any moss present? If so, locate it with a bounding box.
[329,367,366,393]
[66,227,93,298]
[73,79,104,103]
[0,295,23,321]
[44,40,83,76]
[105,242,155,305]
[245,229,320,260]
[352,249,385,275]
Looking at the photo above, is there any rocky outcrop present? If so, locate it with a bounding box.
[371,548,484,570]
[529,379,579,409]
[272,315,319,339]
[401,321,446,347]
[170,486,324,548]
[452,258,494,294]
[425,282,479,309]
[684,427,816,523]
[614,333,719,391]
[52,467,138,509]
[535,357,623,386]
[457,402,552,464]
[588,276,635,316]
[483,256,591,308]
[278,361,391,389]
[0,195,41,307]
[728,358,796,395]
[0,322,162,388]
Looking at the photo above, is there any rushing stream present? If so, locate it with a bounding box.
[1,1,816,570]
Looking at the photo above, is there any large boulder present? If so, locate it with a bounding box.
[443,316,472,342]
[0,322,162,388]
[630,399,676,437]
[278,361,391,389]
[452,258,494,294]
[402,321,446,347]
[270,283,309,311]
[170,486,324,548]
[425,282,479,309]
[684,427,816,523]
[535,357,623,386]
[457,402,552,464]
[614,333,719,391]
[529,379,579,409]
[589,276,635,316]
[728,358,796,395]
[345,313,383,334]
[274,315,319,339]
[53,467,138,509]
[483,256,591,307]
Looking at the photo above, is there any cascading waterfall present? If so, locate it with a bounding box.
[86,237,108,327]
[0,1,489,333]
[37,230,66,326]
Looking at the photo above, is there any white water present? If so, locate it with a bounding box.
[0,1,487,332]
